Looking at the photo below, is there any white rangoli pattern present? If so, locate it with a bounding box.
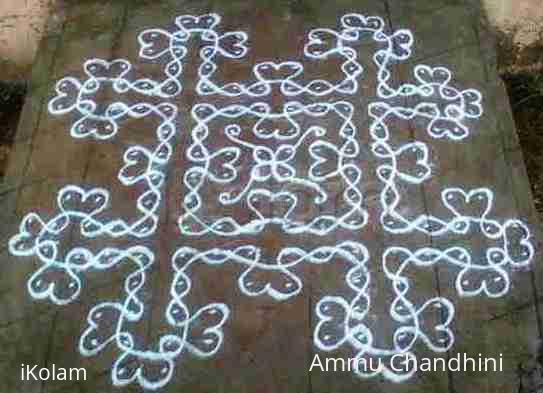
[8,12,536,390]
[181,100,367,236]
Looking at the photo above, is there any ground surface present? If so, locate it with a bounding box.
[0,0,59,80]
[484,0,543,45]
[0,82,25,178]
[1,1,542,393]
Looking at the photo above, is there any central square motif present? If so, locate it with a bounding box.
[180,100,368,236]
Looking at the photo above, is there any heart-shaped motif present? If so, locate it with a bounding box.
[341,14,385,33]
[9,213,49,256]
[111,334,186,389]
[58,185,109,216]
[185,303,230,358]
[216,31,248,59]
[112,350,176,390]
[456,265,509,298]
[502,219,534,267]
[254,62,303,84]
[254,116,298,139]
[28,259,81,305]
[138,29,178,60]
[175,13,220,32]
[304,29,342,59]
[461,88,483,118]
[392,142,431,184]
[48,77,81,115]
[80,304,122,356]
[239,261,302,301]
[71,114,118,140]
[207,146,240,183]
[442,188,492,224]
[83,58,131,80]
[313,296,350,351]
[428,117,468,140]
[414,65,452,87]
[119,146,152,185]
[247,189,297,225]
[309,141,340,180]
[409,297,454,352]
[390,29,413,60]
